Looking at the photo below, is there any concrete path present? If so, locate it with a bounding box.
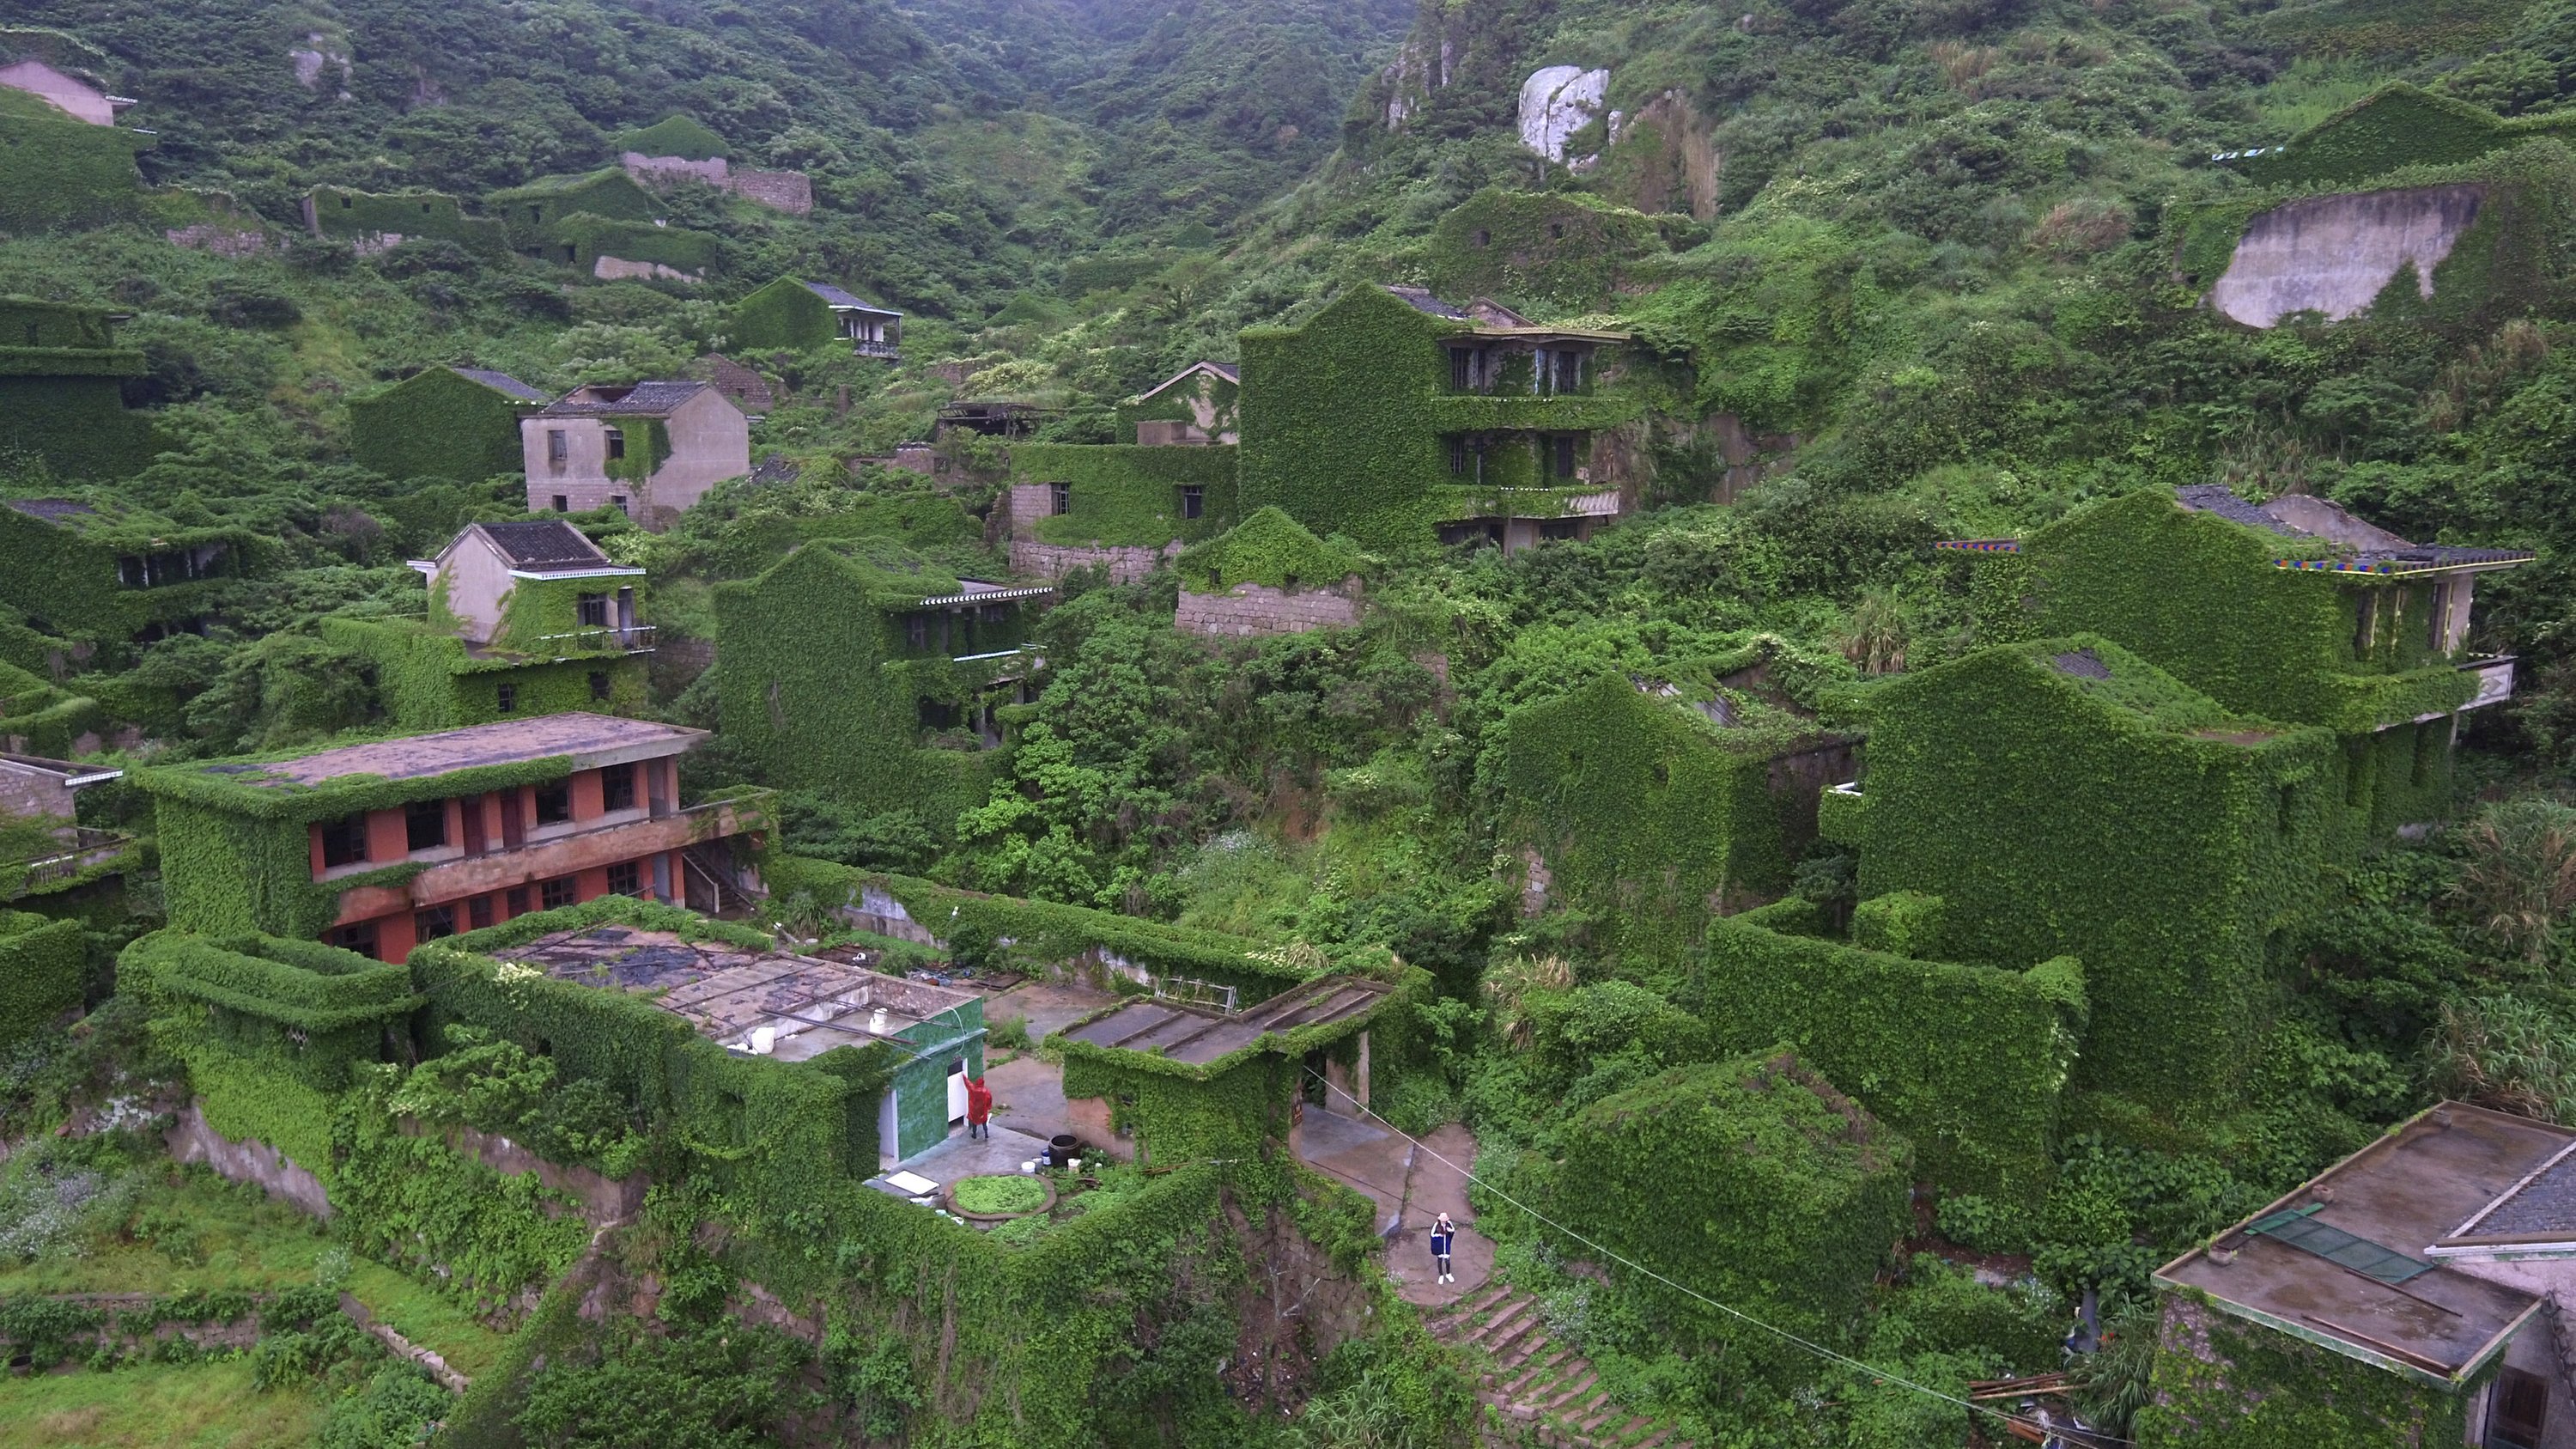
[983,979,1118,1043]
[1290,1106,1411,1223]
[878,1123,1054,1190]
[983,1051,1073,1143]
[1389,1123,1491,1309]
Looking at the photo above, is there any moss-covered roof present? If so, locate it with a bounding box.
[1175,506,1367,593]
[615,113,728,161]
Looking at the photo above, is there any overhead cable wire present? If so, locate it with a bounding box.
[1297,1067,2129,1448]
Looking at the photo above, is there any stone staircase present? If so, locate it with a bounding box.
[1428,1284,1695,1449]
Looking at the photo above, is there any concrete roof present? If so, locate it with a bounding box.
[495,925,980,1062]
[0,752,119,788]
[2157,1105,2574,1386]
[3,497,95,523]
[802,281,902,315]
[203,713,705,788]
[465,520,616,572]
[1060,975,1392,1067]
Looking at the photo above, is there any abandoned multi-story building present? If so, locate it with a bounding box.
[0,494,252,658]
[521,381,749,531]
[321,521,652,731]
[714,542,1053,833]
[1238,284,1637,552]
[137,712,768,964]
[0,296,158,480]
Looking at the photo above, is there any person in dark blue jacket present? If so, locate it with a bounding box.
[1430,1213,1455,1284]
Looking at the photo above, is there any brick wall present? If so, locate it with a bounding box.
[1176,581,1364,637]
[0,764,75,823]
[1011,539,1182,584]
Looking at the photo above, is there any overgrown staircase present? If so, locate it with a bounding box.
[1428,1285,1695,1449]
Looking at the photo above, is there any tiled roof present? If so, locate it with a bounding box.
[540,381,711,418]
[2175,484,2301,537]
[802,281,901,314]
[2179,485,2537,574]
[1383,285,1467,320]
[471,520,611,570]
[449,368,550,404]
[3,497,95,523]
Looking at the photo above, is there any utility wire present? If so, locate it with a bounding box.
[1298,1068,2129,1448]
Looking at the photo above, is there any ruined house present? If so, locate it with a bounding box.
[0,58,131,125]
[522,381,749,531]
[349,366,550,482]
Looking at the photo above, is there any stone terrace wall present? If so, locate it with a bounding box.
[1012,539,1182,584]
[1177,581,1364,637]
[726,170,814,216]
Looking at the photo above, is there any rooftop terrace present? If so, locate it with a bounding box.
[1060,975,1392,1068]
[494,924,980,1061]
[183,713,702,789]
[2157,1105,2576,1387]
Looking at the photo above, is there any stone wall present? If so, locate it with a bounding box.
[726,170,814,216]
[167,1100,334,1218]
[622,152,729,186]
[593,254,701,283]
[1012,538,1182,584]
[0,761,76,823]
[1177,581,1364,638]
[166,223,269,258]
[2210,185,2485,327]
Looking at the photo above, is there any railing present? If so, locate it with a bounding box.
[852,341,902,360]
[2461,654,2517,713]
[531,625,657,654]
[6,828,133,892]
[1152,975,1240,1014]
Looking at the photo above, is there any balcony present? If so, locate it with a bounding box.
[4,827,135,897]
[526,624,657,657]
[852,341,902,361]
[330,791,770,926]
[2458,654,2516,714]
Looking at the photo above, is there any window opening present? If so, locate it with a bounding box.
[550,495,569,514]
[405,799,449,852]
[1449,347,1473,392]
[319,814,369,869]
[468,896,495,930]
[600,763,637,813]
[540,877,577,910]
[495,682,518,713]
[414,904,458,942]
[506,886,532,916]
[1449,436,1468,476]
[1048,481,1071,516]
[533,782,572,826]
[1180,484,1204,520]
[1554,435,1577,478]
[329,922,379,959]
[610,496,629,516]
[2492,1367,2549,1448]
[588,670,612,701]
[1557,350,1581,393]
[906,613,929,650]
[547,429,568,466]
[577,593,610,628]
[604,427,625,461]
[606,860,641,897]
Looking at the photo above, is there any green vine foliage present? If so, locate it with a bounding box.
[0,297,157,479]
[1115,365,1237,442]
[730,277,841,351]
[487,169,659,241]
[1703,900,2084,1200]
[0,490,252,649]
[1237,284,1639,551]
[0,910,82,1049]
[714,543,1037,831]
[320,615,647,733]
[125,928,418,1093]
[616,114,729,160]
[2137,1294,2475,1446]
[1557,1050,1914,1345]
[347,367,543,482]
[1497,664,1849,972]
[303,186,507,252]
[1425,187,1669,310]
[549,213,721,276]
[1853,635,2337,1114]
[0,656,104,755]
[1010,442,1238,549]
[0,88,148,231]
[1173,505,1366,592]
[2238,82,2576,189]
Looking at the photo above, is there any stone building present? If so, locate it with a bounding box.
[522,381,749,531]
[0,295,157,479]
[324,521,652,730]
[135,712,768,964]
[0,751,130,903]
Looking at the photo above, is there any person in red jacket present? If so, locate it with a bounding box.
[964,1076,993,1140]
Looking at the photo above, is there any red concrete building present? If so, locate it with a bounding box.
[141,713,765,962]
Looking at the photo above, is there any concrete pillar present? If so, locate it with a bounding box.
[1356,1029,1370,1111]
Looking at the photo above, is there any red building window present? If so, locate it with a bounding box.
[534,782,572,826]
[319,814,368,868]
[540,877,577,910]
[415,904,458,942]
[607,861,641,898]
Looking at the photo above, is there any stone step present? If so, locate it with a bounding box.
[1469,1306,1537,1349]
[1542,1372,1599,1413]
[1487,1314,1546,1358]
[1436,1285,1517,1330]
[1498,1328,1554,1369]
[1504,1348,1571,1397]
[1613,1416,1652,1443]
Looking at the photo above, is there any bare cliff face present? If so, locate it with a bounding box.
[2209,184,2486,328]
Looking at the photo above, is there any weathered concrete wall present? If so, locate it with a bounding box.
[593,254,702,284]
[166,223,269,258]
[1011,539,1182,584]
[1176,581,1364,637]
[2210,185,2485,328]
[0,759,76,823]
[726,170,813,216]
[623,152,729,186]
[167,1100,333,1218]
[0,60,117,125]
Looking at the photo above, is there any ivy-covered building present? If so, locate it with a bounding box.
[1002,440,1240,581]
[301,186,507,253]
[134,711,769,964]
[0,80,151,234]
[0,750,131,905]
[1947,484,2534,841]
[323,521,651,731]
[521,381,749,531]
[1831,634,2338,1113]
[0,494,254,656]
[2145,1103,2576,1447]
[348,366,550,483]
[1498,643,1859,971]
[0,296,157,478]
[730,277,904,359]
[1237,284,1638,552]
[1120,361,1238,445]
[714,541,1053,833]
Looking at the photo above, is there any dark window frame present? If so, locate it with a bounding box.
[606,860,641,898]
[404,799,448,853]
[600,763,638,813]
[1048,481,1072,516]
[496,682,518,713]
[319,814,369,869]
[1179,484,1205,521]
[577,593,611,628]
[540,876,578,910]
[533,782,573,826]
[414,904,458,942]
